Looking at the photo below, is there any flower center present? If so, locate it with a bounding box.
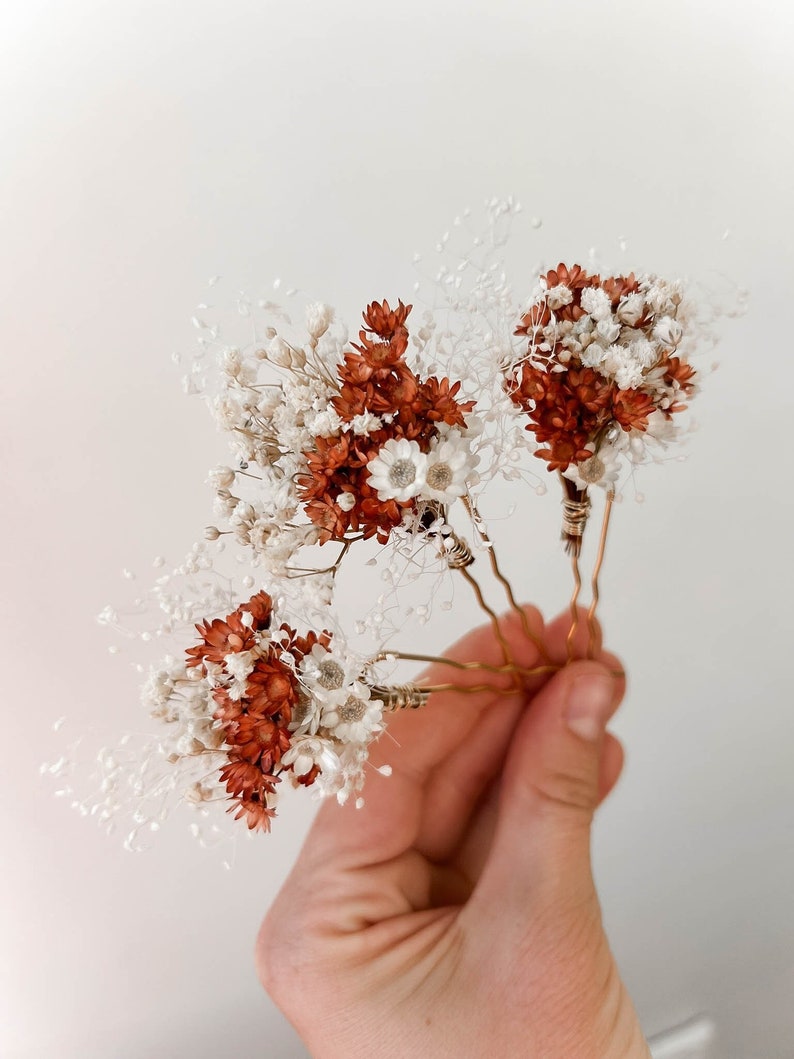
[389,459,416,489]
[579,455,605,484]
[317,660,345,690]
[292,693,312,725]
[426,462,453,490]
[338,695,367,723]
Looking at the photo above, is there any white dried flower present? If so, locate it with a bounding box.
[613,354,645,391]
[351,412,384,435]
[281,735,341,779]
[306,302,335,339]
[580,342,607,369]
[617,293,645,326]
[580,286,612,321]
[305,408,343,437]
[653,316,684,348]
[223,650,257,699]
[420,433,479,505]
[321,683,383,743]
[628,337,657,369]
[300,644,358,705]
[596,317,621,344]
[562,444,621,491]
[267,336,294,367]
[367,438,428,503]
[545,284,574,310]
[208,466,236,489]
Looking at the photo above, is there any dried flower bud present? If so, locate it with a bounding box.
[546,284,573,310]
[653,316,683,348]
[208,466,236,489]
[306,301,335,339]
[204,526,221,541]
[617,293,645,326]
[267,337,293,367]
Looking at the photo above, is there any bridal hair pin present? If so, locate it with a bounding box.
[45,202,736,849]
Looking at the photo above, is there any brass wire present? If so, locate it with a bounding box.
[368,649,558,680]
[566,550,583,662]
[587,490,615,659]
[462,496,550,660]
[456,564,520,683]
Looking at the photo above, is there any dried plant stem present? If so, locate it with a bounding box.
[285,534,363,579]
[462,496,550,661]
[587,490,615,659]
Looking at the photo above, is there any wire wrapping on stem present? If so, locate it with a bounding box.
[369,684,430,711]
[560,494,591,556]
[440,533,475,569]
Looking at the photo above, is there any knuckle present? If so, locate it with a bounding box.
[526,767,596,816]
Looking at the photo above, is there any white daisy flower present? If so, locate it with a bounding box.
[300,644,358,705]
[321,682,383,743]
[281,735,341,779]
[562,444,622,491]
[288,690,323,735]
[420,433,479,505]
[366,437,428,502]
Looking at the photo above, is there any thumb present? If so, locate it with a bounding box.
[473,661,624,915]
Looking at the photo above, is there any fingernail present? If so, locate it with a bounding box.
[564,672,615,741]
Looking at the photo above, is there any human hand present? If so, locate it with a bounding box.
[257,606,650,1058]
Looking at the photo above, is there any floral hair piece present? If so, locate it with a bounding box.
[46,203,734,850]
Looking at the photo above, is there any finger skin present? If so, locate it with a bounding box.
[257,611,648,1059]
[414,609,623,861]
[467,659,624,923]
[304,604,547,868]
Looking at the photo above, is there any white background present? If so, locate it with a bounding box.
[2,1,794,1056]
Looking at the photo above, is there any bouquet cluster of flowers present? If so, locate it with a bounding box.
[47,204,733,849]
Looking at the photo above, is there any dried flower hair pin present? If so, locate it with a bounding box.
[46,204,733,851]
